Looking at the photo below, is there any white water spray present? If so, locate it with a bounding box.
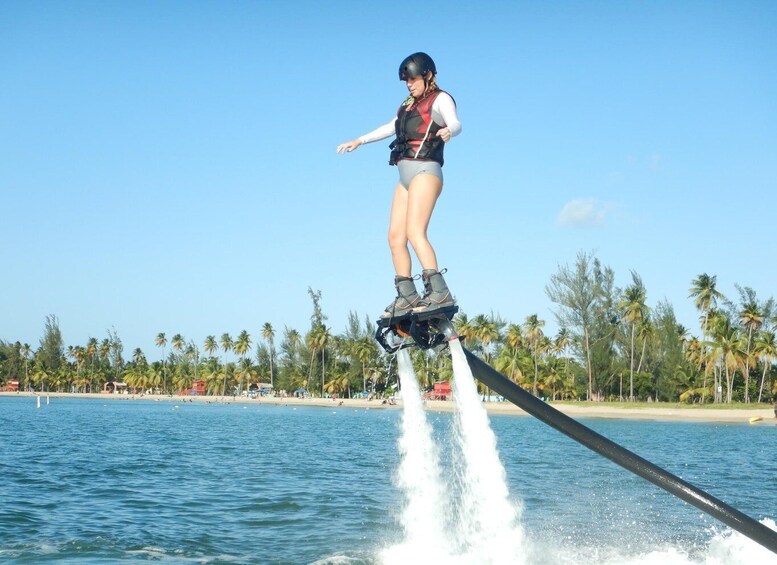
[449,339,525,564]
[380,349,450,562]
[378,339,772,565]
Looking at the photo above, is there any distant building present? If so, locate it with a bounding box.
[181,380,206,396]
[424,381,452,401]
[103,381,128,394]
[0,379,20,392]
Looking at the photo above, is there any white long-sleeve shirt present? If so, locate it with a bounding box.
[358,92,461,145]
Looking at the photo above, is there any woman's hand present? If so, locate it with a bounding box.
[436,127,451,142]
[336,139,362,154]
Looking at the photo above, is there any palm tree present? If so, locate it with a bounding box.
[754,330,776,403]
[544,356,563,400]
[172,369,192,396]
[682,336,710,400]
[495,341,527,386]
[85,337,98,391]
[280,327,302,391]
[204,369,222,395]
[352,336,376,393]
[324,375,350,397]
[523,314,545,396]
[676,324,690,351]
[634,317,654,375]
[689,274,724,403]
[319,327,331,394]
[505,323,523,350]
[171,334,185,359]
[262,323,276,389]
[98,338,112,386]
[473,314,503,400]
[554,328,571,392]
[32,369,48,392]
[234,331,252,394]
[168,334,184,392]
[618,273,649,401]
[186,342,200,384]
[473,314,502,362]
[73,346,85,392]
[235,330,252,358]
[708,316,745,403]
[689,273,724,316]
[99,338,111,363]
[20,343,31,391]
[705,309,728,402]
[454,313,478,347]
[220,333,233,396]
[109,333,123,383]
[155,332,167,393]
[147,366,162,394]
[203,336,218,362]
[738,295,764,403]
[236,356,254,396]
[306,325,330,397]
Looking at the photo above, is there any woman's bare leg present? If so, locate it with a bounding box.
[406,174,443,270]
[387,183,412,276]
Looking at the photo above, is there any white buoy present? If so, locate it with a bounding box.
[36,396,41,409]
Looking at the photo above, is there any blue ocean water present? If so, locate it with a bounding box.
[1,396,775,564]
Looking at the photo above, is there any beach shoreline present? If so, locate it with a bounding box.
[3,391,775,424]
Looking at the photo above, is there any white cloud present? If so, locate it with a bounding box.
[557,198,608,228]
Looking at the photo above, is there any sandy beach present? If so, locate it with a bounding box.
[3,391,775,424]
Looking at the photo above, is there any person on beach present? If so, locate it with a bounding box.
[337,52,462,319]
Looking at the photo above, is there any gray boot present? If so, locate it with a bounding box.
[381,275,421,319]
[414,268,455,313]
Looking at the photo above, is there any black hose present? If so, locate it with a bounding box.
[463,347,777,555]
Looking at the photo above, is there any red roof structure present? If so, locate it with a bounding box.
[180,380,206,396]
[0,379,19,392]
[423,381,452,401]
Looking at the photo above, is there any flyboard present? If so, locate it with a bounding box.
[375,305,459,354]
[375,304,777,556]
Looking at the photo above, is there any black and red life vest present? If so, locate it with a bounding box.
[389,90,449,166]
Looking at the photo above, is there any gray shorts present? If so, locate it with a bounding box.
[397,159,443,189]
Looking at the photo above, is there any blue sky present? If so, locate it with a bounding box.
[2,1,776,358]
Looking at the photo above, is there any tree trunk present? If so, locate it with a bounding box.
[584,328,593,400]
[757,359,769,403]
[744,327,752,403]
[629,324,635,401]
[308,348,316,393]
[636,336,647,375]
[725,365,732,404]
[221,354,228,397]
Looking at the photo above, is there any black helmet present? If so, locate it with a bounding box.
[398,52,436,81]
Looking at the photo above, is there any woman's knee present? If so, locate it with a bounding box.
[406,228,429,250]
[388,230,407,251]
